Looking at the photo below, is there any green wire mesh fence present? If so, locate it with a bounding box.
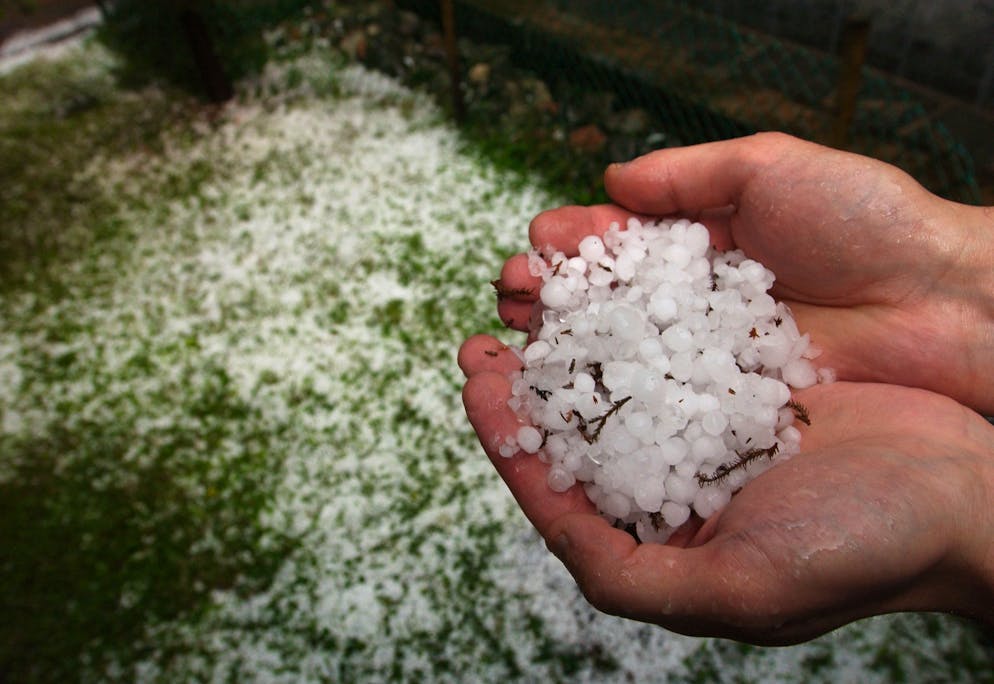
[393,0,982,205]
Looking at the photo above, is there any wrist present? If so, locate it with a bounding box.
[946,419,994,624]
[926,201,994,415]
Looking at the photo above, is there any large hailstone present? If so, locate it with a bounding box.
[501,218,830,543]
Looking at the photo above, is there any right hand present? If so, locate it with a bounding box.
[496,133,994,414]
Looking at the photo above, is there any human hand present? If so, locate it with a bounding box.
[459,335,994,642]
[495,133,994,414]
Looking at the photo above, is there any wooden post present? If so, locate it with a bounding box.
[179,5,233,103]
[831,15,870,149]
[440,0,466,122]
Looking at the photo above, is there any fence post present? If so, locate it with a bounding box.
[831,15,870,149]
[440,0,466,123]
[179,4,233,103]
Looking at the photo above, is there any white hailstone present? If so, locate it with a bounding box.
[547,466,576,493]
[633,477,666,512]
[517,425,544,454]
[659,436,689,465]
[660,500,691,527]
[782,358,818,389]
[578,235,606,262]
[540,280,571,309]
[573,372,596,394]
[504,218,830,543]
[523,340,552,364]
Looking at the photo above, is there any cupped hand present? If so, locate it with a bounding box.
[495,133,994,414]
[459,334,994,642]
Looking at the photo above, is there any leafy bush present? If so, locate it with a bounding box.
[97,0,317,97]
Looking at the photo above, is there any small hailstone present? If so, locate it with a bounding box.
[540,280,571,309]
[660,501,691,528]
[516,425,544,454]
[547,466,576,493]
[578,235,606,262]
[505,218,823,542]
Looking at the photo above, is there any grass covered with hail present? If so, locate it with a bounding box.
[1,37,992,683]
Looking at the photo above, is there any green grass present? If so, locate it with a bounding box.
[1,32,992,684]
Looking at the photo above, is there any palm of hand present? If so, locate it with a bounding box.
[666,381,991,643]
[459,336,994,643]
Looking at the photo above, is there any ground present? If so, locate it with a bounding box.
[0,20,992,684]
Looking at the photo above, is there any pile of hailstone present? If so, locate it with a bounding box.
[502,218,831,543]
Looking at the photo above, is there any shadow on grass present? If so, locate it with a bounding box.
[0,48,205,298]
[0,362,295,681]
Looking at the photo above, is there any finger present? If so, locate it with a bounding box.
[496,298,534,332]
[457,334,523,378]
[604,136,771,216]
[549,512,750,634]
[529,204,649,256]
[462,372,596,535]
[495,253,540,302]
[696,205,735,251]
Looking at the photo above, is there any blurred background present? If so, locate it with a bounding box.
[2,1,993,682]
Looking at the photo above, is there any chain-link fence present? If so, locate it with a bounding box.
[396,0,983,205]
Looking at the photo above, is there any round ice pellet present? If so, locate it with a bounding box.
[601,491,631,519]
[684,222,710,256]
[664,473,696,505]
[638,337,663,359]
[625,411,653,440]
[614,253,636,281]
[610,305,643,340]
[573,371,595,394]
[544,434,568,459]
[782,358,817,389]
[516,425,543,454]
[648,296,678,322]
[634,477,666,512]
[779,425,802,445]
[660,436,689,465]
[701,410,729,436]
[540,280,571,308]
[547,466,576,493]
[661,325,694,352]
[692,435,725,462]
[523,340,552,363]
[660,501,691,528]
[567,256,588,274]
[578,235,606,262]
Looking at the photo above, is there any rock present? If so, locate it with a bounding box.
[569,124,608,153]
[341,29,367,60]
[468,62,491,85]
[607,107,652,136]
[398,11,420,37]
[523,77,556,113]
[422,31,447,59]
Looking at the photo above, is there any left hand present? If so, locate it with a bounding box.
[459,334,994,643]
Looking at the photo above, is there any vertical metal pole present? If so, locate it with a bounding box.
[440,0,466,123]
[831,15,870,149]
